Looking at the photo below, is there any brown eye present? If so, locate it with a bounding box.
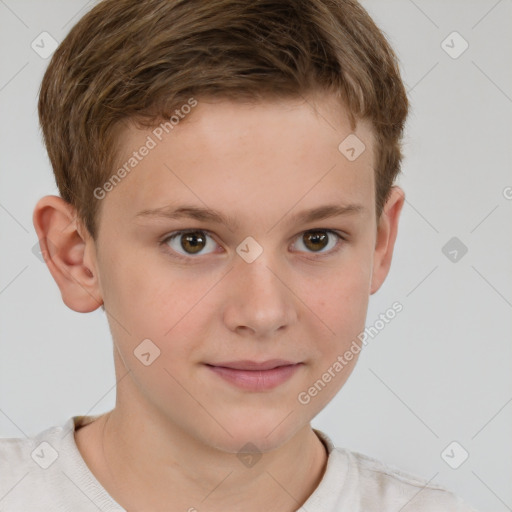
[180,231,206,254]
[164,230,217,257]
[302,230,329,252]
[292,229,342,255]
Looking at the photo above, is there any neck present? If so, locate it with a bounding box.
[78,405,328,512]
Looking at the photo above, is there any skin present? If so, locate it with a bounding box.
[33,93,404,512]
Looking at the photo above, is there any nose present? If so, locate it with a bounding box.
[222,255,298,338]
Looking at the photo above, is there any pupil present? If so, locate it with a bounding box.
[182,232,205,254]
[305,231,327,251]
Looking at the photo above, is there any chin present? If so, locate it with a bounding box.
[199,410,307,455]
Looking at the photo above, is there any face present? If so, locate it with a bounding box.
[84,95,391,453]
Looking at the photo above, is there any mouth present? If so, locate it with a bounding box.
[204,359,304,391]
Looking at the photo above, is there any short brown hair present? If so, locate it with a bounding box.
[38,0,408,240]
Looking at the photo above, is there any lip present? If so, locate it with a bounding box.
[208,359,298,371]
[205,360,303,391]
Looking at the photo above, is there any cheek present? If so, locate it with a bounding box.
[315,256,372,330]
[299,249,373,394]
[103,248,197,323]
[295,266,371,414]
[104,257,220,364]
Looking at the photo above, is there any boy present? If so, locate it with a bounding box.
[0,0,478,510]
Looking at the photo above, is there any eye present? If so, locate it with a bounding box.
[160,228,345,261]
[162,230,218,259]
[291,229,344,256]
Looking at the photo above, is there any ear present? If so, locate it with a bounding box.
[32,195,103,312]
[370,186,405,295]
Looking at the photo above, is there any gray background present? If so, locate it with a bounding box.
[0,1,511,510]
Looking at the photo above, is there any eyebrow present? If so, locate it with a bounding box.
[135,203,365,230]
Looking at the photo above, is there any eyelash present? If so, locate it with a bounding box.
[159,228,347,262]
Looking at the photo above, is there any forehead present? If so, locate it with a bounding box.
[105,96,375,227]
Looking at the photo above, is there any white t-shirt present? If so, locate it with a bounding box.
[0,414,478,511]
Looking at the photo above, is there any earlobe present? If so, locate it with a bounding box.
[370,186,405,295]
[32,195,103,313]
